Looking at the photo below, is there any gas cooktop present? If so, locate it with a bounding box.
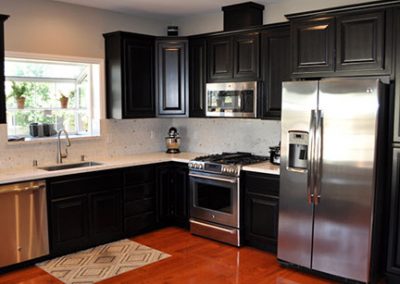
[189,152,268,176]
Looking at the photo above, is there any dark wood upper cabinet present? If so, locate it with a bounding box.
[207,36,233,81]
[261,25,291,119]
[336,10,389,74]
[207,33,260,82]
[289,6,392,78]
[156,39,188,117]
[233,33,260,79]
[0,15,9,124]
[189,37,206,117]
[104,32,155,118]
[291,16,336,76]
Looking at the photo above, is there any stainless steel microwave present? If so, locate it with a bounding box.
[206,82,257,118]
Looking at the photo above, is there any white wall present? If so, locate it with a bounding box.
[0,0,168,58]
[175,0,374,35]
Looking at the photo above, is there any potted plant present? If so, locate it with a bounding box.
[59,91,74,108]
[9,81,28,109]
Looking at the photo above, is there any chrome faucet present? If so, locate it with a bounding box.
[56,129,71,164]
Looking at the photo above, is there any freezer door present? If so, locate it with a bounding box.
[277,81,318,268]
[312,78,380,282]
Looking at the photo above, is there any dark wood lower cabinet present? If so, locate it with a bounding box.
[387,148,400,283]
[157,163,189,228]
[50,195,89,255]
[123,165,157,236]
[90,190,123,245]
[48,170,123,256]
[243,171,279,252]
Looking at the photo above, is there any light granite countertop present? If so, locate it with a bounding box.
[242,162,280,175]
[0,152,279,185]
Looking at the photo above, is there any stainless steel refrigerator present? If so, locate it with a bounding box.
[278,78,387,283]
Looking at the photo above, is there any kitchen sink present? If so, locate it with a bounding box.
[39,161,103,171]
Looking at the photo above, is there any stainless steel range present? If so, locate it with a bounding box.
[188,152,268,246]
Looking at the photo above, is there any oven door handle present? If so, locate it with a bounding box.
[189,173,238,184]
[190,219,237,234]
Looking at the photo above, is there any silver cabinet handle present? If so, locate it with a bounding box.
[189,173,237,184]
[307,110,316,205]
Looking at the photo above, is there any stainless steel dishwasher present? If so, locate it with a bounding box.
[0,180,49,268]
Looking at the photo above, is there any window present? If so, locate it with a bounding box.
[4,53,101,141]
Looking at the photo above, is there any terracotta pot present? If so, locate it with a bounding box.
[16,97,25,109]
[60,97,69,109]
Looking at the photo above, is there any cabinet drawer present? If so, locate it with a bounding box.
[124,183,155,202]
[124,165,155,185]
[124,212,156,235]
[49,171,122,199]
[244,172,279,197]
[125,198,155,216]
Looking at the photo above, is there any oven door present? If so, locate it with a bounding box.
[189,171,239,228]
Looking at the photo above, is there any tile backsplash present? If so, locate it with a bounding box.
[172,118,280,156]
[0,118,281,170]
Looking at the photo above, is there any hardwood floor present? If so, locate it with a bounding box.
[0,227,336,284]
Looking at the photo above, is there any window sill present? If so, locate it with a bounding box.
[7,134,101,145]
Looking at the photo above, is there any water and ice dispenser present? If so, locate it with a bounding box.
[288,131,309,170]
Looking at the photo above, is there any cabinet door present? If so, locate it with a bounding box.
[189,38,206,117]
[245,195,279,252]
[244,172,279,252]
[157,165,173,223]
[123,37,155,118]
[156,40,188,117]
[207,36,233,81]
[394,8,400,143]
[90,190,123,245]
[336,10,389,74]
[50,195,89,255]
[291,16,335,76]
[172,165,189,227]
[261,26,291,119]
[233,33,260,80]
[387,149,400,279]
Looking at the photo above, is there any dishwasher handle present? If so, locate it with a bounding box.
[0,181,46,195]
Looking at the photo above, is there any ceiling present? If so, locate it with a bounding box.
[51,0,274,18]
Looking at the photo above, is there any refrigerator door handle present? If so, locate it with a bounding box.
[314,110,323,205]
[307,110,316,205]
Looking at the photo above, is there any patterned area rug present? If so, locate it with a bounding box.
[37,239,170,284]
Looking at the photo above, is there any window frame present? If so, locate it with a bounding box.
[3,51,105,142]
